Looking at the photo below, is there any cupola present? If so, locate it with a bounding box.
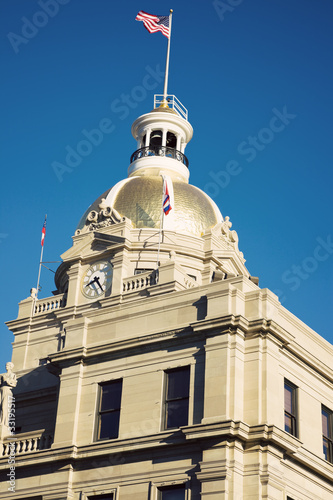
[128,95,193,182]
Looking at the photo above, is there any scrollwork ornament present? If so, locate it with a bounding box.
[87,210,98,223]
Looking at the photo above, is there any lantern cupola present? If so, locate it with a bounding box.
[128,95,193,182]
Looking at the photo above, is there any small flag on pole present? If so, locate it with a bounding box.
[163,181,172,215]
[41,216,47,247]
[135,11,170,38]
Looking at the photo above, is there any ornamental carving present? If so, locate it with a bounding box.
[0,362,17,430]
[213,216,243,258]
[221,216,238,244]
[76,199,124,235]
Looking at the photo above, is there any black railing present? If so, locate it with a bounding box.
[130,145,189,168]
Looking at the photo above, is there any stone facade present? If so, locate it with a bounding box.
[1,99,332,499]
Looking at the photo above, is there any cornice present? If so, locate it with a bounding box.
[193,315,332,382]
[2,421,331,485]
[49,327,196,366]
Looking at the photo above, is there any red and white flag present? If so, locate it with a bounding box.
[163,181,172,215]
[41,216,47,247]
[135,11,170,38]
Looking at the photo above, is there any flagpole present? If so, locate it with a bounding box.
[156,177,165,269]
[163,9,173,101]
[36,214,47,300]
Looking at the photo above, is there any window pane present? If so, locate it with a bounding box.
[167,367,190,400]
[284,414,292,434]
[160,485,185,500]
[88,495,113,500]
[322,409,329,437]
[284,384,293,414]
[166,399,189,428]
[99,410,120,440]
[323,437,329,461]
[101,380,122,412]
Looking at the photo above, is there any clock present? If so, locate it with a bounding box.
[81,261,113,299]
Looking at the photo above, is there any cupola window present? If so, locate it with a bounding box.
[150,130,163,147]
[166,131,177,149]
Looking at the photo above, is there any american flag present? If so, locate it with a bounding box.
[41,216,47,247]
[135,11,170,38]
[163,181,172,215]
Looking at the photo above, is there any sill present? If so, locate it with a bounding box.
[96,436,119,442]
[285,430,298,439]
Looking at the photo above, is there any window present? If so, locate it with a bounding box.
[97,380,122,440]
[19,497,42,500]
[166,131,177,149]
[150,130,162,147]
[284,380,297,437]
[322,406,333,463]
[88,495,114,500]
[164,366,190,429]
[134,268,154,275]
[158,484,185,500]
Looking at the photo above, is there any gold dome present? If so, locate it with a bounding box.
[77,176,222,237]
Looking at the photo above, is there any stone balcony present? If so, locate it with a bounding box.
[2,429,53,456]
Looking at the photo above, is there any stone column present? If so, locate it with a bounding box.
[176,134,181,151]
[145,127,151,147]
[162,128,167,147]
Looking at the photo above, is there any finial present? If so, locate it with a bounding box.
[170,9,173,13]
[159,98,170,109]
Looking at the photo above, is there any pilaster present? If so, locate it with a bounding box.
[198,442,231,498]
[52,360,85,447]
[66,261,81,308]
[202,333,231,423]
[112,248,130,295]
[63,316,91,351]
[243,335,263,425]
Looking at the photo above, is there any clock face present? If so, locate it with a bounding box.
[81,261,113,299]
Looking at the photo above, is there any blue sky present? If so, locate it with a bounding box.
[1,0,332,372]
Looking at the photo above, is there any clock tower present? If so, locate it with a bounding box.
[1,95,332,500]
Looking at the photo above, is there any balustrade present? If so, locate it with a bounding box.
[2,432,53,456]
[130,145,189,167]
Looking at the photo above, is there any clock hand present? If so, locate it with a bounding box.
[94,276,104,292]
[86,276,99,287]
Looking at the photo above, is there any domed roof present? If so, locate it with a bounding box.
[76,176,222,237]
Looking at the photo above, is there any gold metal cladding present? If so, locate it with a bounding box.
[112,176,218,235]
[150,106,177,114]
[159,99,169,108]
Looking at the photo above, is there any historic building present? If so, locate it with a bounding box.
[0,95,332,500]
